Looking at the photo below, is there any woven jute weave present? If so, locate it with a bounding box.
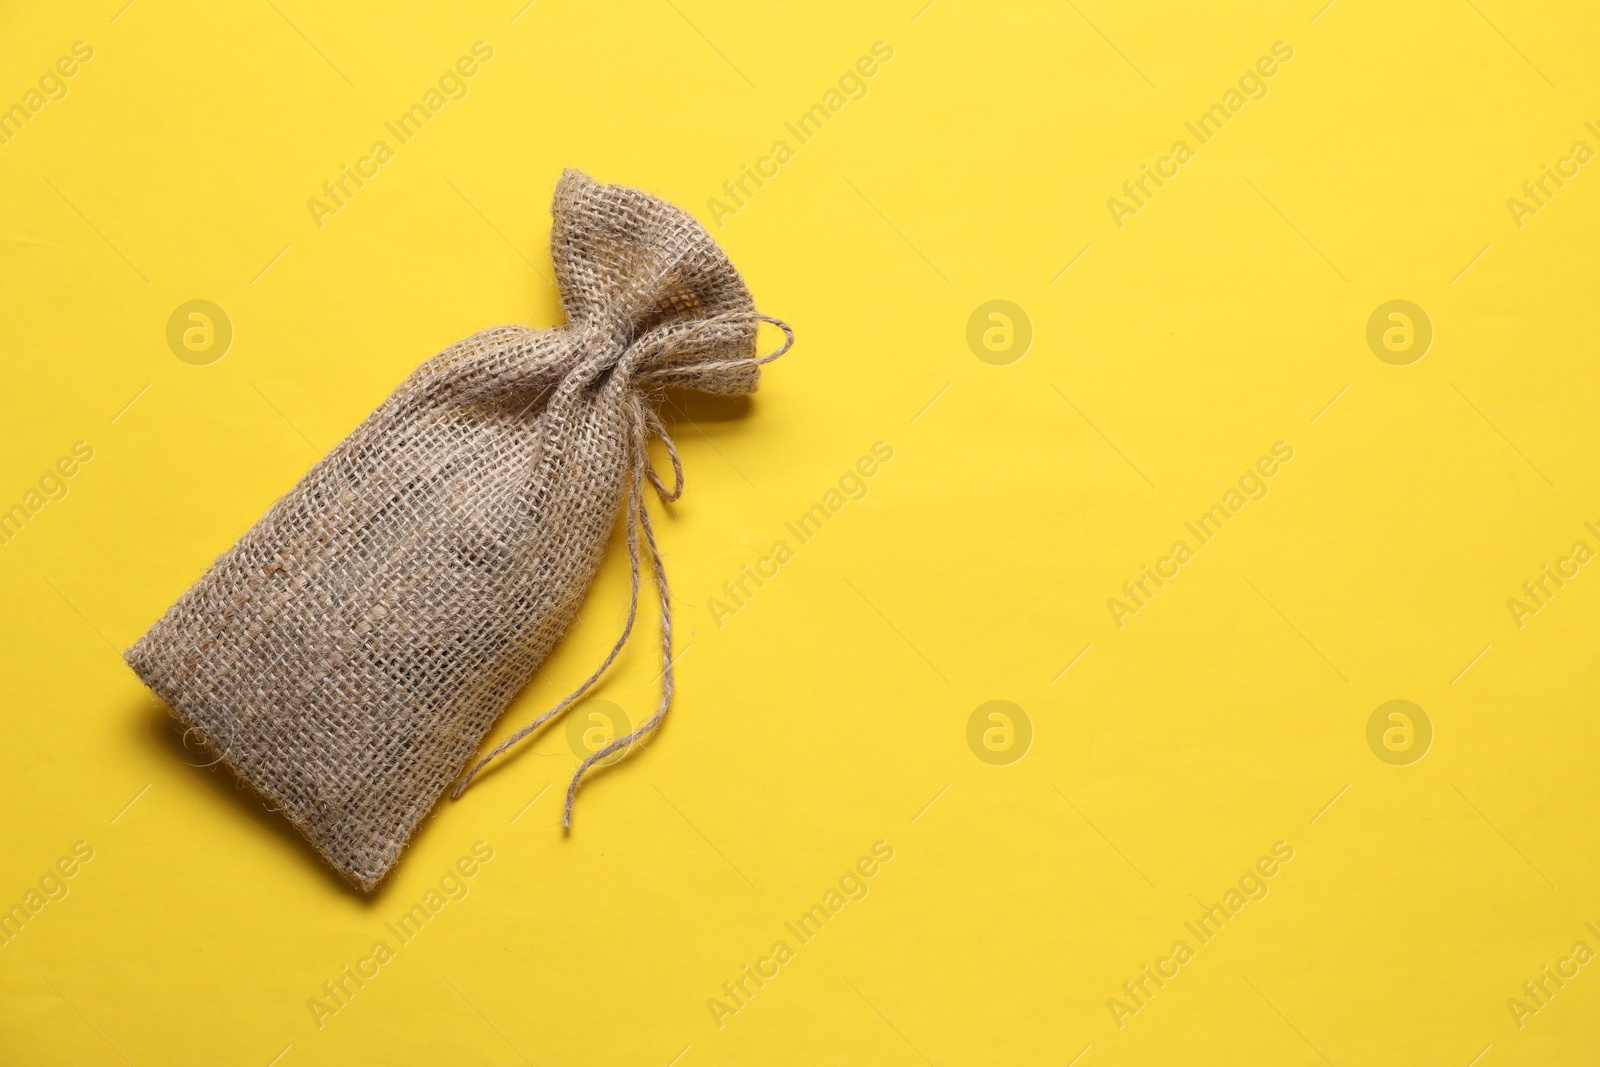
[126,169,791,892]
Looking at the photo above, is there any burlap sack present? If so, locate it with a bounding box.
[126,169,791,892]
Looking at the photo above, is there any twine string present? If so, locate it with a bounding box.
[451,313,792,824]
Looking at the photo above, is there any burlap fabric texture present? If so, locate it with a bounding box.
[126,169,792,892]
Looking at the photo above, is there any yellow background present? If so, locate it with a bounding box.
[3,0,1599,1063]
